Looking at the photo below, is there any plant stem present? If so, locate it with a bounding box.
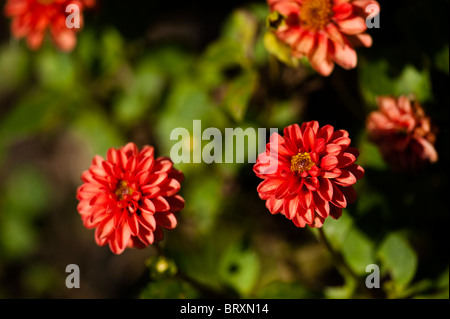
[317,228,379,298]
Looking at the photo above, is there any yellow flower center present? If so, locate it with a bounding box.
[115,180,134,200]
[291,152,315,173]
[299,0,333,31]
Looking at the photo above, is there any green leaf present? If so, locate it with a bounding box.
[70,108,125,159]
[255,281,313,299]
[0,44,29,95]
[140,278,199,299]
[321,211,354,251]
[378,233,418,288]
[359,60,433,106]
[0,91,60,144]
[357,132,388,170]
[222,69,258,122]
[341,228,376,276]
[263,32,298,68]
[3,165,51,216]
[434,45,449,74]
[218,241,260,297]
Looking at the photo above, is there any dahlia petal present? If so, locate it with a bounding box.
[138,145,155,159]
[284,196,300,220]
[292,214,307,228]
[141,198,156,213]
[137,227,155,246]
[116,223,132,253]
[284,124,303,153]
[154,226,165,241]
[152,196,171,212]
[309,165,321,177]
[340,186,358,204]
[309,33,334,76]
[325,23,345,47]
[320,154,339,170]
[416,137,438,163]
[317,124,335,143]
[313,138,326,153]
[313,216,325,228]
[159,178,181,197]
[138,213,157,231]
[318,178,333,201]
[145,173,168,188]
[330,204,343,219]
[169,168,185,183]
[302,127,315,152]
[332,136,351,148]
[313,193,330,218]
[303,176,319,190]
[257,178,284,194]
[96,216,115,239]
[137,156,155,173]
[376,96,401,120]
[141,185,160,197]
[27,30,45,50]
[334,170,357,186]
[351,33,372,47]
[127,214,139,237]
[166,195,185,212]
[324,144,341,156]
[153,158,173,174]
[295,31,316,56]
[347,163,365,180]
[122,143,138,157]
[303,208,314,225]
[125,156,137,172]
[396,95,413,114]
[331,183,347,208]
[154,212,177,229]
[136,171,150,185]
[336,16,367,35]
[298,186,313,209]
[266,196,284,214]
[332,3,353,20]
[321,168,341,178]
[345,147,360,158]
[275,179,292,199]
[336,152,356,168]
[333,43,357,70]
[89,193,109,206]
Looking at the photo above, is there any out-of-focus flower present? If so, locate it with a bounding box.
[254,121,364,228]
[76,143,185,255]
[4,0,96,52]
[266,0,380,76]
[367,96,438,171]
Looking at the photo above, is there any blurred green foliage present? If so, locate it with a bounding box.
[0,0,448,299]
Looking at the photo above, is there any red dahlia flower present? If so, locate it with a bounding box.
[76,143,185,255]
[4,0,95,51]
[254,121,364,228]
[367,96,438,171]
[267,0,380,76]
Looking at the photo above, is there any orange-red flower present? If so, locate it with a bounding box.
[76,143,185,255]
[254,121,364,228]
[4,0,95,51]
[267,0,380,76]
[367,96,438,171]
